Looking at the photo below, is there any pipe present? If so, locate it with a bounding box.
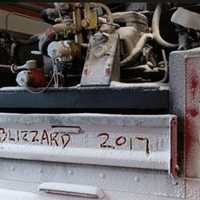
[36,23,76,55]
[0,64,11,69]
[29,22,70,46]
[152,3,178,48]
[120,33,153,67]
[96,3,113,24]
[159,49,168,83]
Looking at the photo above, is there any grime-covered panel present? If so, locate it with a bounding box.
[0,113,176,174]
[185,56,200,178]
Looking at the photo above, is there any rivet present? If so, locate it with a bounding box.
[10,166,15,171]
[99,173,106,179]
[134,176,140,182]
[68,170,74,175]
[171,177,178,185]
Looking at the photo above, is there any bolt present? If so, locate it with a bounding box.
[171,177,178,186]
[134,176,140,182]
[10,166,15,171]
[99,173,106,179]
[68,170,74,175]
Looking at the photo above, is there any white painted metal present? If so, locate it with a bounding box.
[171,8,200,31]
[0,113,181,200]
[0,113,174,173]
[0,159,184,200]
[80,32,120,86]
[0,188,183,200]
[0,188,91,200]
[0,144,169,170]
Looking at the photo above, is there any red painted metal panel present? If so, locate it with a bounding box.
[171,117,178,176]
[185,56,200,178]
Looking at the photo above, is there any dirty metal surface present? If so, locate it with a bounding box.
[186,179,200,200]
[170,48,200,176]
[80,33,120,86]
[170,48,200,200]
[185,56,200,178]
[0,159,184,200]
[171,8,200,31]
[0,113,182,200]
[0,85,169,111]
[0,113,176,174]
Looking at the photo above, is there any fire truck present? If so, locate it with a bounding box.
[0,1,199,199]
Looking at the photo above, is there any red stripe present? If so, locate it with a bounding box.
[0,5,41,18]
